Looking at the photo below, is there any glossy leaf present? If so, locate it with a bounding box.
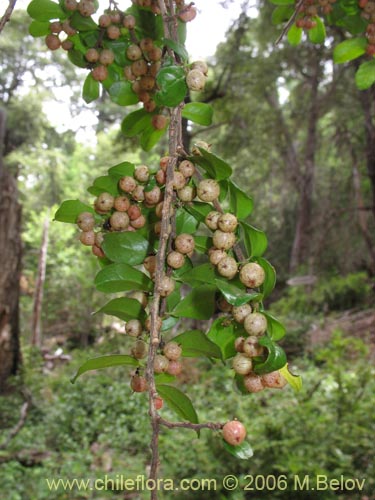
[82,73,100,104]
[253,336,287,375]
[178,263,216,286]
[355,60,375,90]
[27,0,65,21]
[163,38,189,60]
[223,440,254,459]
[96,297,146,322]
[194,235,212,253]
[172,330,222,359]
[254,257,276,298]
[70,11,98,31]
[208,318,245,360]
[121,109,151,137]
[140,125,167,151]
[215,279,262,306]
[333,37,367,64]
[185,202,213,223]
[172,285,216,319]
[156,385,199,425]
[29,20,50,36]
[241,222,268,257]
[228,181,253,219]
[262,312,286,341]
[279,364,303,392]
[108,162,135,178]
[54,199,95,223]
[308,17,326,44]
[108,81,139,106]
[182,102,213,126]
[68,49,87,68]
[87,175,119,196]
[155,65,187,107]
[102,232,150,265]
[155,373,175,384]
[193,148,232,180]
[175,208,199,234]
[71,355,139,383]
[287,24,302,45]
[94,263,153,293]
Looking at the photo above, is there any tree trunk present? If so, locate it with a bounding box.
[0,108,22,392]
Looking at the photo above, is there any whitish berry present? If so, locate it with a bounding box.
[131,339,148,359]
[110,211,130,231]
[159,276,175,297]
[208,247,226,266]
[243,336,264,357]
[167,360,182,375]
[243,312,267,336]
[134,165,150,183]
[132,185,145,202]
[144,186,162,205]
[77,212,95,231]
[178,160,195,178]
[222,420,246,446]
[186,69,206,91]
[205,211,221,230]
[119,176,137,193]
[95,192,114,212]
[232,353,253,375]
[197,179,220,202]
[167,251,185,269]
[174,233,195,254]
[154,354,169,373]
[192,141,211,155]
[262,371,287,389]
[99,49,115,66]
[218,213,238,233]
[239,262,266,288]
[163,341,182,361]
[234,336,246,353]
[172,171,186,190]
[232,304,252,324]
[177,185,196,202]
[114,196,130,212]
[244,373,264,393]
[191,60,208,75]
[212,230,236,250]
[131,374,147,392]
[45,34,61,51]
[79,230,95,246]
[126,319,143,337]
[217,256,238,279]
[130,214,146,229]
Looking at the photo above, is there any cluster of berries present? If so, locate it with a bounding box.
[359,1,375,55]
[294,0,336,29]
[131,0,197,22]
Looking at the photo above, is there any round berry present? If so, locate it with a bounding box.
[164,341,182,361]
[119,176,137,193]
[159,276,175,297]
[80,230,95,246]
[192,140,211,155]
[126,319,143,337]
[151,114,168,130]
[154,354,169,373]
[167,251,185,269]
[148,46,162,61]
[78,0,96,16]
[234,336,246,353]
[243,312,267,336]
[172,170,186,190]
[239,262,266,288]
[110,211,130,231]
[94,232,104,247]
[218,213,238,233]
[155,169,166,185]
[178,160,195,178]
[191,60,208,75]
[61,40,73,51]
[144,186,162,205]
[178,5,197,22]
[98,14,111,27]
[208,247,226,266]
[132,185,145,202]
[153,395,164,410]
[244,373,264,393]
[64,0,77,10]
[132,59,148,77]
[186,69,206,91]
[232,353,253,375]
[124,65,136,81]
[92,244,105,257]
[128,204,142,220]
[45,34,61,51]
[232,304,252,324]
[77,212,95,231]
[217,296,232,312]
[123,14,136,29]
[92,65,108,82]
[134,165,150,183]
[243,336,264,357]
[143,255,157,274]
[99,49,115,65]
[49,21,62,33]
[174,233,195,254]
[205,211,221,230]
[131,339,148,359]
[114,196,130,212]
[177,185,196,202]
[131,374,147,392]
[167,360,182,375]
[212,230,236,250]
[217,256,238,279]
[262,371,287,389]
[130,215,146,229]
[107,25,121,39]
[95,192,114,212]
[197,179,220,202]
[222,420,246,446]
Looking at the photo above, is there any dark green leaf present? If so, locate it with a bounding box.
[178,263,217,286]
[96,297,146,322]
[163,38,189,60]
[355,60,375,90]
[155,373,175,384]
[175,208,199,234]
[108,81,139,106]
[140,125,167,151]
[155,65,187,107]
[223,440,254,459]
[333,37,367,64]
[253,336,287,375]
[68,49,87,68]
[82,73,100,104]
[108,161,135,178]
[161,316,179,331]
[182,102,213,126]
[279,364,302,391]
[241,222,268,257]
[54,199,95,223]
[156,385,199,425]
[27,0,65,21]
[185,202,213,223]
[272,5,294,25]
[208,318,244,360]
[215,279,262,306]
[192,148,232,180]
[172,330,222,359]
[29,20,50,36]
[71,355,139,383]
[95,263,153,293]
[308,17,326,44]
[87,175,119,196]
[70,11,98,30]
[287,24,302,45]
[228,181,253,219]
[194,235,212,253]
[253,257,276,298]
[172,285,216,319]
[121,109,151,137]
[102,232,150,265]
[262,312,286,341]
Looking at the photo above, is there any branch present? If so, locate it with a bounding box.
[275,0,305,46]
[0,390,32,450]
[158,416,224,431]
[0,0,17,35]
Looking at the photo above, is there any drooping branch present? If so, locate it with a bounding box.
[0,0,17,35]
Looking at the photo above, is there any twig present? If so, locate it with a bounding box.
[275,0,305,46]
[0,0,17,35]
[0,390,31,450]
[158,416,223,431]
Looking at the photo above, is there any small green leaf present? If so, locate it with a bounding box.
[140,125,167,151]
[287,24,302,45]
[272,5,294,25]
[172,285,216,319]
[262,312,286,341]
[215,279,262,306]
[223,440,254,460]
[208,319,246,360]
[355,60,375,90]
[82,73,100,104]
[175,208,199,234]
[95,263,153,293]
[279,364,302,392]
[163,38,189,60]
[155,65,187,107]
[178,263,217,286]
[71,355,139,383]
[102,232,150,266]
[253,336,287,375]
[27,0,65,21]
[172,330,223,359]
[108,161,135,178]
[70,11,98,31]
[182,102,213,126]
[121,109,151,137]
[68,49,87,68]
[54,199,95,223]
[108,81,139,106]
[29,20,50,36]
[96,298,146,322]
[156,385,199,426]
[228,181,253,220]
[192,148,232,180]
[308,17,325,44]
[254,257,276,298]
[194,235,212,253]
[241,222,268,257]
[87,175,119,196]
[333,37,367,64]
